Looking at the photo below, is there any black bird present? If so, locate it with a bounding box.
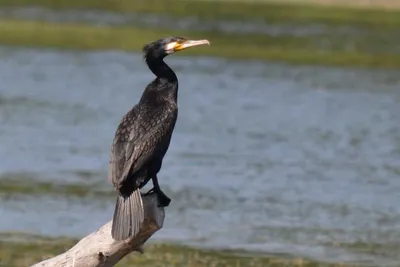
[108,36,210,240]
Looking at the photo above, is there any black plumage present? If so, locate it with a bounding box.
[108,36,210,241]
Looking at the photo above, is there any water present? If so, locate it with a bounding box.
[0,47,399,266]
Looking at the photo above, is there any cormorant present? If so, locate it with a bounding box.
[108,36,210,241]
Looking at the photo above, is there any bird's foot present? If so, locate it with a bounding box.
[156,190,171,207]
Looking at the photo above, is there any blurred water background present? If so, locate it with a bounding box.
[0,3,399,267]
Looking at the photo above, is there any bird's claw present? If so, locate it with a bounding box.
[142,188,171,207]
[157,191,171,207]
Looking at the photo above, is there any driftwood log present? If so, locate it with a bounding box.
[31,193,165,267]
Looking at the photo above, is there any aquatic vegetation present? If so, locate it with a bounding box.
[1,0,400,28]
[0,174,111,198]
[0,19,399,68]
[0,232,354,267]
[0,0,397,68]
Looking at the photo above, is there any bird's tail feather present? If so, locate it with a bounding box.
[111,189,144,240]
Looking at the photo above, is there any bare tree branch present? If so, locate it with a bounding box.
[31,193,165,267]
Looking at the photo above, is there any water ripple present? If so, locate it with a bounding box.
[0,47,399,266]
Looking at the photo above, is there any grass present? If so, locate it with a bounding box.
[0,175,111,198]
[0,232,352,267]
[0,0,400,28]
[0,19,399,69]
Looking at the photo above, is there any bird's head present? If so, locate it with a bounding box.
[143,36,210,60]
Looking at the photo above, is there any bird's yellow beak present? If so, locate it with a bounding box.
[174,39,210,52]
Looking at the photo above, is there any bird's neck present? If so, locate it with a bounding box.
[141,56,179,104]
[146,56,177,81]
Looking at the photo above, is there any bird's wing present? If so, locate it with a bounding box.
[108,106,176,190]
[108,107,146,189]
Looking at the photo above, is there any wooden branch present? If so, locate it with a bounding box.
[31,193,165,267]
